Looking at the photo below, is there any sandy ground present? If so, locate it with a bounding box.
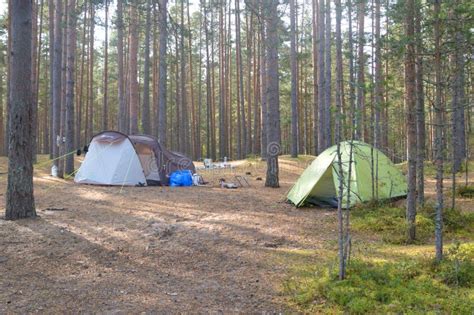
[0,155,472,313]
[0,155,338,313]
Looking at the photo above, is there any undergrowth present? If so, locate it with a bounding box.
[455,185,474,198]
[283,243,474,314]
[350,202,474,244]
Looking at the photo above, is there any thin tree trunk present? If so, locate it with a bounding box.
[35,0,45,154]
[433,0,443,262]
[236,0,247,157]
[317,0,325,153]
[102,0,109,130]
[86,4,94,142]
[187,0,197,158]
[128,2,139,134]
[142,0,151,134]
[117,0,126,133]
[415,2,425,205]
[76,3,87,148]
[158,0,168,145]
[264,0,280,188]
[312,0,318,155]
[356,0,365,141]
[219,1,227,159]
[65,0,76,175]
[405,0,417,243]
[31,0,38,163]
[324,0,331,148]
[260,9,267,160]
[52,0,63,175]
[6,0,36,220]
[335,0,346,279]
[290,0,298,158]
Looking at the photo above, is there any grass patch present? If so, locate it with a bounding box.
[283,243,474,314]
[351,203,474,244]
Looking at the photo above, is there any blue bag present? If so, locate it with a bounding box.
[169,170,193,187]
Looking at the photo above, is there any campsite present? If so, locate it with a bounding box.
[1,152,473,313]
[2,0,473,313]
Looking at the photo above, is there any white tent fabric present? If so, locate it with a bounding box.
[74,136,147,186]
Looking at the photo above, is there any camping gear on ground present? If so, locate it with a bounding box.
[192,174,208,186]
[287,141,407,208]
[219,179,238,189]
[75,131,195,186]
[170,170,193,187]
[234,175,250,187]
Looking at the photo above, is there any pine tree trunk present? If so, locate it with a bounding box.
[260,13,267,160]
[312,0,318,155]
[52,0,63,175]
[433,0,443,262]
[31,0,38,163]
[128,2,139,135]
[405,0,417,243]
[157,0,168,145]
[86,5,94,141]
[374,0,382,149]
[47,0,54,158]
[76,3,87,148]
[335,0,346,279]
[356,0,365,141]
[102,0,109,130]
[324,0,331,148]
[317,0,325,153]
[290,0,298,158]
[141,0,151,135]
[64,0,76,175]
[116,0,126,133]
[6,0,36,220]
[218,1,227,159]
[415,2,425,205]
[264,0,280,188]
[236,0,247,158]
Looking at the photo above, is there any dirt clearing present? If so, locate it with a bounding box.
[0,155,337,313]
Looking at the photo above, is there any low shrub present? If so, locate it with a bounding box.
[284,248,474,313]
[351,203,474,244]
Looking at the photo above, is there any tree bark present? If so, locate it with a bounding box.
[65,0,76,175]
[6,0,36,220]
[415,1,425,205]
[405,0,417,243]
[52,0,63,176]
[356,0,365,141]
[311,0,318,155]
[128,2,139,135]
[317,0,326,153]
[157,0,168,145]
[142,0,152,134]
[290,0,298,158]
[102,0,109,130]
[116,0,127,133]
[433,0,443,262]
[264,0,280,188]
[324,0,331,148]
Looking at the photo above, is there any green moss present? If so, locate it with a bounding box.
[351,204,474,244]
[283,248,474,313]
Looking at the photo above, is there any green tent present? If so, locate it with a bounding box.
[287,141,407,208]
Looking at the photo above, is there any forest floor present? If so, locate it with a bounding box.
[0,155,473,313]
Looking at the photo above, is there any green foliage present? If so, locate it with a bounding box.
[351,203,474,244]
[284,247,474,313]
